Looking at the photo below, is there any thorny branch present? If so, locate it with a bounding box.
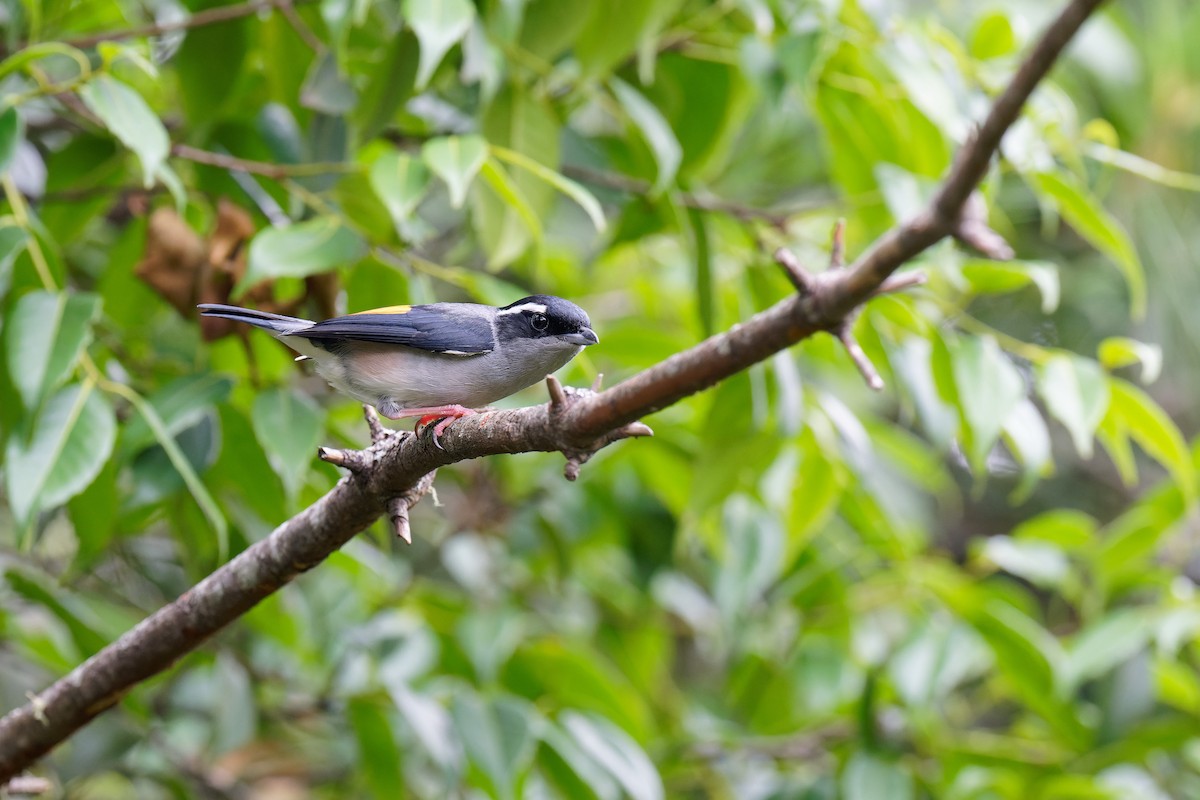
[0,0,1108,785]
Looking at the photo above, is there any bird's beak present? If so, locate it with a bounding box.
[563,327,599,346]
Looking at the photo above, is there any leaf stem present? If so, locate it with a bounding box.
[1,175,57,291]
[82,355,230,560]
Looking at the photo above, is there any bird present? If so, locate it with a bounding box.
[198,295,598,444]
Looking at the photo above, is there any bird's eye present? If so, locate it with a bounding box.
[531,313,549,331]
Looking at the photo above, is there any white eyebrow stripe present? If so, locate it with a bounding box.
[497,302,548,316]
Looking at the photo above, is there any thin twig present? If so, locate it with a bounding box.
[829,218,846,269]
[773,247,815,295]
[170,144,355,181]
[561,163,809,228]
[276,0,323,51]
[874,272,927,296]
[837,326,884,391]
[52,0,318,51]
[363,404,387,443]
[953,192,1016,260]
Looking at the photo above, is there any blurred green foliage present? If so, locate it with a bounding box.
[2,0,1200,797]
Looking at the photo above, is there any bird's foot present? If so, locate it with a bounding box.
[377,404,477,449]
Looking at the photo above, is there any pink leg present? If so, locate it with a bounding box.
[377,404,477,448]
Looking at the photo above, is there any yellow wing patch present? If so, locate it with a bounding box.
[351,304,411,315]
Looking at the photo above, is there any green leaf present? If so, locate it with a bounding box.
[511,640,651,741]
[251,387,324,500]
[121,374,233,456]
[713,495,785,625]
[4,569,109,656]
[173,7,248,124]
[213,652,256,754]
[1099,337,1162,384]
[354,30,420,142]
[686,207,714,336]
[1062,610,1150,693]
[369,151,431,231]
[450,692,536,800]
[969,11,1018,60]
[120,384,229,558]
[78,75,170,187]
[0,106,21,177]
[970,600,1063,704]
[539,722,619,800]
[961,259,1060,313]
[471,83,561,267]
[560,711,663,800]
[5,383,115,538]
[610,78,682,195]
[479,159,543,257]
[842,752,913,800]
[0,225,27,296]
[949,335,1025,473]
[981,536,1069,589]
[403,0,476,89]
[1013,509,1097,550]
[1036,353,1110,459]
[422,135,487,209]
[0,42,91,83]
[348,698,405,800]
[301,51,359,115]
[517,0,590,61]
[244,218,367,288]
[68,456,118,570]
[1034,171,1146,319]
[1001,397,1052,501]
[490,146,607,233]
[575,0,682,80]
[1104,378,1196,500]
[4,290,100,411]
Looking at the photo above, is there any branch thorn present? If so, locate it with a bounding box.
[387,471,437,543]
[389,496,412,544]
[830,218,846,269]
[773,247,815,295]
[953,191,1015,261]
[363,404,387,443]
[836,325,884,391]
[546,374,568,411]
[874,271,927,296]
[318,446,367,472]
[2,776,53,797]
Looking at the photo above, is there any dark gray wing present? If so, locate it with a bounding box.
[297,304,495,354]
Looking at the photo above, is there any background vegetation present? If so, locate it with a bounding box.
[2,0,1200,797]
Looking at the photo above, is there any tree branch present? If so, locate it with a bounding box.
[0,0,1107,782]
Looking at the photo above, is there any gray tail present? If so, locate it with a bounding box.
[197,304,313,336]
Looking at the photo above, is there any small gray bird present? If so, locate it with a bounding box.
[199,295,598,442]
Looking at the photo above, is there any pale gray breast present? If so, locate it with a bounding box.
[339,338,582,408]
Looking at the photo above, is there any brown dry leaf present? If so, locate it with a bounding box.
[198,200,266,341]
[135,207,206,317]
[136,199,341,342]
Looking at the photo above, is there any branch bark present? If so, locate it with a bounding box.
[0,0,1107,783]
